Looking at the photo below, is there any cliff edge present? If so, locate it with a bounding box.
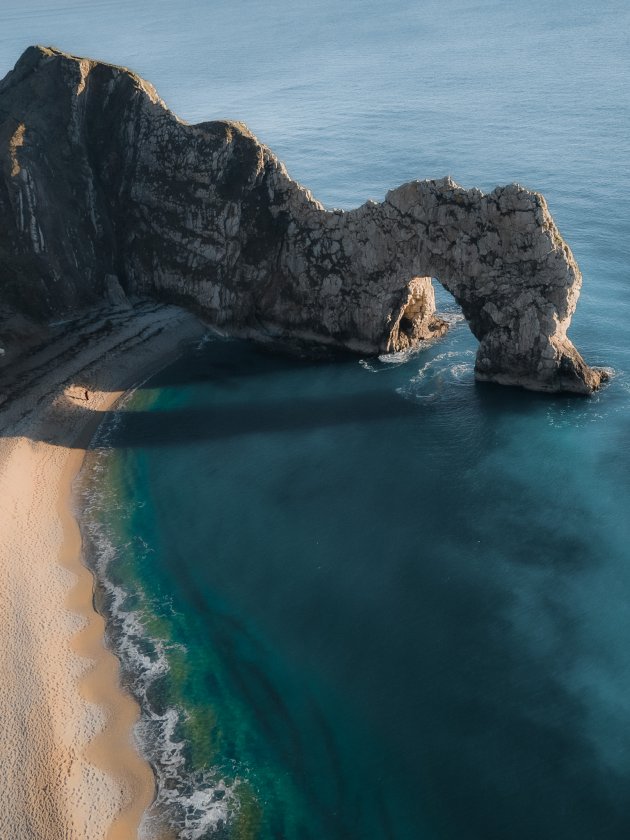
[0,46,607,393]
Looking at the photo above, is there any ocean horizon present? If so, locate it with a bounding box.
[3,0,629,837]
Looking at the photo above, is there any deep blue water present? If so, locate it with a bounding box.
[4,1,630,838]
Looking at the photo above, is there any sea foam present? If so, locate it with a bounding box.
[78,394,238,839]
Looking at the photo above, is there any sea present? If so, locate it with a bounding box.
[2,1,630,838]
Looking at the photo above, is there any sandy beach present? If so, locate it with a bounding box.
[0,302,204,839]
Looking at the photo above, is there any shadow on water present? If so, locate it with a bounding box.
[143,339,357,390]
[27,388,419,450]
[5,333,603,451]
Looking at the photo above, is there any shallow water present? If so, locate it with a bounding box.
[5,0,630,837]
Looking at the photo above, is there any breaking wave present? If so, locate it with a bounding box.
[77,394,239,839]
[396,349,476,402]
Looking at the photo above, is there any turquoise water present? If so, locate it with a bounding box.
[84,319,630,839]
[4,0,630,837]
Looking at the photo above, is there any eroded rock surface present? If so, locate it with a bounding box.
[0,46,606,392]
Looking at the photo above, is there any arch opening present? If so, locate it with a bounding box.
[385,277,448,353]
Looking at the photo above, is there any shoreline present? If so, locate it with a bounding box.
[0,303,205,839]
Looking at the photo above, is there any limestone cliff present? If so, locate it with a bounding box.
[0,46,606,393]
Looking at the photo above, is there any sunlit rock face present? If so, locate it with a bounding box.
[0,46,606,393]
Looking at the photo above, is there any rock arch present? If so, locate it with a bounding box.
[254,172,606,393]
[0,46,606,393]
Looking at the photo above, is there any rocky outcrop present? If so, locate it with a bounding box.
[0,46,606,393]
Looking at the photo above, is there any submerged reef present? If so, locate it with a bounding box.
[0,46,606,392]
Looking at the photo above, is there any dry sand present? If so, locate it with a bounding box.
[0,302,205,839]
